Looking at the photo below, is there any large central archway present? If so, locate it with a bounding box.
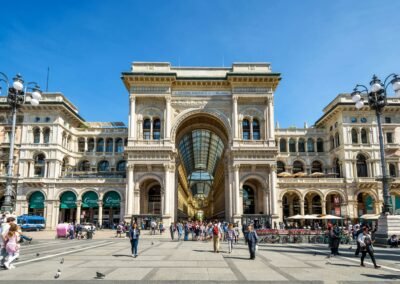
[174,113,230,221]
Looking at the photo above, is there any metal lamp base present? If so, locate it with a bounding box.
[374,214,400,246]
[0,204,13,214]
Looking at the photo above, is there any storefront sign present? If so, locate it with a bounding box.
[82,191,99,208]
[60,192,77,209]
[103,191,121,208]
[29,191,45,209]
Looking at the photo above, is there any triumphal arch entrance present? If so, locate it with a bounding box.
[122,62,280,227]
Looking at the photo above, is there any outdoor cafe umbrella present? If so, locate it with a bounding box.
[310,172,325,177]
[360,214,381,220]
[277,172,293,178]
[293,172,307,177]
[286,214,304,220]
[318,214,343,220]
[303,214,320,219]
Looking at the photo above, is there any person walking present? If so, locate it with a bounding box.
[3,223,20,269]
[358,226,380,269]
[129,223,140,258]
[0,216,14,268]
[354,225,364,256]
[159,222,164,235]
[177,222,183,241]
[212,222,221,253]
[246,225,259,260]
[234,225,240,244]
[169,222,175,240]
[226,224,235,253]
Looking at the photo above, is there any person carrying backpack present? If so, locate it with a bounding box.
[212,222,221,253]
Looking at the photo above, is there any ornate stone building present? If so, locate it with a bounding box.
[0,62,399,229]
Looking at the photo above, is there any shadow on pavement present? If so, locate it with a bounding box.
[223,256,250,260]
[361,274,400,280]
[112,254,132,257]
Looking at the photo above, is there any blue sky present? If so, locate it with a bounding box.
[1,0,399,127]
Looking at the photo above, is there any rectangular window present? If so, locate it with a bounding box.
[385,117,392,123]
[386,132,393,144]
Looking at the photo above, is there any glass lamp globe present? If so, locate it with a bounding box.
[393,81,400,92]
[31,91,42,101]
[31,98,39,106]
[12,80,23,91]
[371,83,382,93]
[355,100,364,109]
[352,93,361,102]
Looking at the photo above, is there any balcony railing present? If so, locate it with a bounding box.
[62,171,126,179]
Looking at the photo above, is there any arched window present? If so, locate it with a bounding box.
[335,133,340,147]
[153,119,161,140]
[289,139,296,152]
[389,163,396,177]
[148,186,161,214]
[243,185,255,214]
[361,128,368,144]
[280,139,287,152]
[242,119,250,140]
[293,161,304,174]
[143,119,151,140]
[115,138,123,153]
[124,138,128,146]
[34,154,46,177]
[351,129,358,144]
[96,138,104,152]
[317,138,324,152]
[298,139,305,152]
[33,128,40,144]
[307,138,314,152]
[116,160,126,172]
[312,195,322,214]
[330,136,335,150]
[356,154,368,177]
[88,138,95,152]
[334,159,341,178]
[98,160,110,172]
[106,138,113,152]
[311,161,323,173]
[78,138,85,152]
[43,128,50,143]
[277,161,285,174]
[253,119,260,140]
[78,160,91,172]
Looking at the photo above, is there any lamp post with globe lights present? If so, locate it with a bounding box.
[351,73,400,244]
[0,72,42,213]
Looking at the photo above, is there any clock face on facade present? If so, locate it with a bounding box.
[361,117,367,123]
[351,117,357,123]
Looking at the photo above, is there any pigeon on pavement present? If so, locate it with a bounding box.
[96,272,106,279]
[60,258,64,264]
[54,271,61,279]
[36,253,40,257]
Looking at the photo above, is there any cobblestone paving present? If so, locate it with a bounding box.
[1,237,400,283]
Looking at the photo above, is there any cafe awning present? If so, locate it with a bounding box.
[103,191,121,208]
[82,191,99,208]
[29,191,45,209]
[60,191,77,209]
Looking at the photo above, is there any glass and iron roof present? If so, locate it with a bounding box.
[178,129,224,199]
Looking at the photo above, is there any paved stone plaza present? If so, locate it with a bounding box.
[1,232,400,283]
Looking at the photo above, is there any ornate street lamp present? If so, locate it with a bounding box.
[0,72,42,213]
[351,74,400,215]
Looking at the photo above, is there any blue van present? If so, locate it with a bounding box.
[17,215,46,231]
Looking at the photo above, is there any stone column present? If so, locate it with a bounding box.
[150,118,153,140]
[268,97,275,140]
[263,189,269,215]
[164,165,171,215]
[84,137,88,152]
[98,201,103,227]
[165,97,171,139]
[127,165,134,215]
[233,165,240,216]
[233,96,238,139]
[134,184,140,214]
[76,201,81,224]
[270,165,278,217]
[130,96,136,139]
[322,200,327,215]
[93,138,96,153]
[300,199,305,216]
